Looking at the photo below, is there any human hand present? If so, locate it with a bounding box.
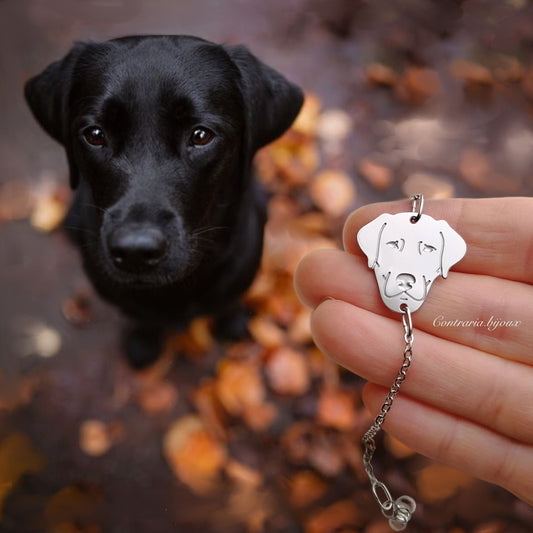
[294,197,533,505]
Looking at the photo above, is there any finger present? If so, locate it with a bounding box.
[310,298,533,445]
[294,249,533,364]
[362,383,533,505]
[342,197,533,284]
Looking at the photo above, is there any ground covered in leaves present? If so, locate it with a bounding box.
[1,1,533,532]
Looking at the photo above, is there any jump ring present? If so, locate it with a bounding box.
[409,194,424,223]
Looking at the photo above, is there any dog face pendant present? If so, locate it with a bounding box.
[357,211,467,313]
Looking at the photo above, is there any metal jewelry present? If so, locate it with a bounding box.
[356,194,467,530]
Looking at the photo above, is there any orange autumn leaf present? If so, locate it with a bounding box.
[136,380,178,415]
[248,316,286,350]
[192,380,227,440]
[79,420,115,457]
[317,389,358,431]
[0,432,46,518]
[44,484,101,529]
[308,433,345,477]
[306,500,362,533]
[288,307,313,345]
[395,67,442,105]
[416,462,474,503]
[358,158,393,191]
[242,402,278,432]
[225,459,263,488]
[310,170,356,217]
[215,360,266,417]
[384,434,416,459]
[166,317,214,356]
[288,470,328,508]
[292,93,322,137]
[163,415,227,495]
[265,347,311,396]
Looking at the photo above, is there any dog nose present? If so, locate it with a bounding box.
[108,226,168,271]
[396,273,416,290]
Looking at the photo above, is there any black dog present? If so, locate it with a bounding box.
[25,35,303,367]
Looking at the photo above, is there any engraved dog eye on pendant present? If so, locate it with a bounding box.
[356,194,467,531]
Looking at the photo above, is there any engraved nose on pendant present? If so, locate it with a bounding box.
[396,273,416,290]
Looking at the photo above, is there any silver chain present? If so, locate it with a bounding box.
[362,305,417,531]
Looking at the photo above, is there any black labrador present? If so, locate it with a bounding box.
[25,35,303,367]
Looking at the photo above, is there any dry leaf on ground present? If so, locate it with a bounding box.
[163,415,227,494]
[265,347,311,396]
[416,462,474,503]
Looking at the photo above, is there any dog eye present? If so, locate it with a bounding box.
[190,127,214,146]
[82,126,106,147]
[422,243,436,253]
[387,240,400,249]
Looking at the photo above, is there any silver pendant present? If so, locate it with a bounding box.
[357,200,466,313]
[356,195,467,530]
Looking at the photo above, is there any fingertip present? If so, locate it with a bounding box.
[293,249,351,309]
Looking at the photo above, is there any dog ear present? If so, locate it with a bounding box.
[356,213,390,269]
[438,221,467,278]
[224,45,304,152]
[24,43,88,144]
[25,43,89,188]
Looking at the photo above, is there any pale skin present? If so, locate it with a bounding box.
[294,197,533,505]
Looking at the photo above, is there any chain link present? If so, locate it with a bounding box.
[362,305,417,531]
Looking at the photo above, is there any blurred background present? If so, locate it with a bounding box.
[0,0,532,532]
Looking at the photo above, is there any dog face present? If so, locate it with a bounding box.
[25,36,303,291]
[357,212,466,312]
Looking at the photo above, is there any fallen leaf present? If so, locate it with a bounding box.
[265,347,311,396]
[492,55,524,83]
[61,287,94,327]
[0,432,46,518]
[317,389,357,431]
[192,380,227,440]
[310,170,356,217]
[306,500,362,533]
[384,434,416,459]
[459,147,490,190]
[451,59,494,85]
[79,420,113,457]
[366,63,398,87]
[215,360,266,417]
[16,321,62,358]
[248,316,286,350]
[358,158,393,191]
[163,415,227,494]
[136,380,178,415]
[0,180,33,222]
[287,307,313,345]
[364,519,398,533]
[225,459,263,487]
[473,522,505,533]
[44,484,101,530]
[242,402,278,432]
[416,462,474,503]
[308,433,345,477]
[288,470,328,508]
[290,212,330,235]
[166,317,213,356]
[395,67,442,105]
[282,421,316,463]
[317,109,352,143]
[292,94,322,137]
[30,181,69,232]
[402,172,454,199]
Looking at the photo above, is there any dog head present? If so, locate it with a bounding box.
[25,36,303,288]
[357,212,466,312]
